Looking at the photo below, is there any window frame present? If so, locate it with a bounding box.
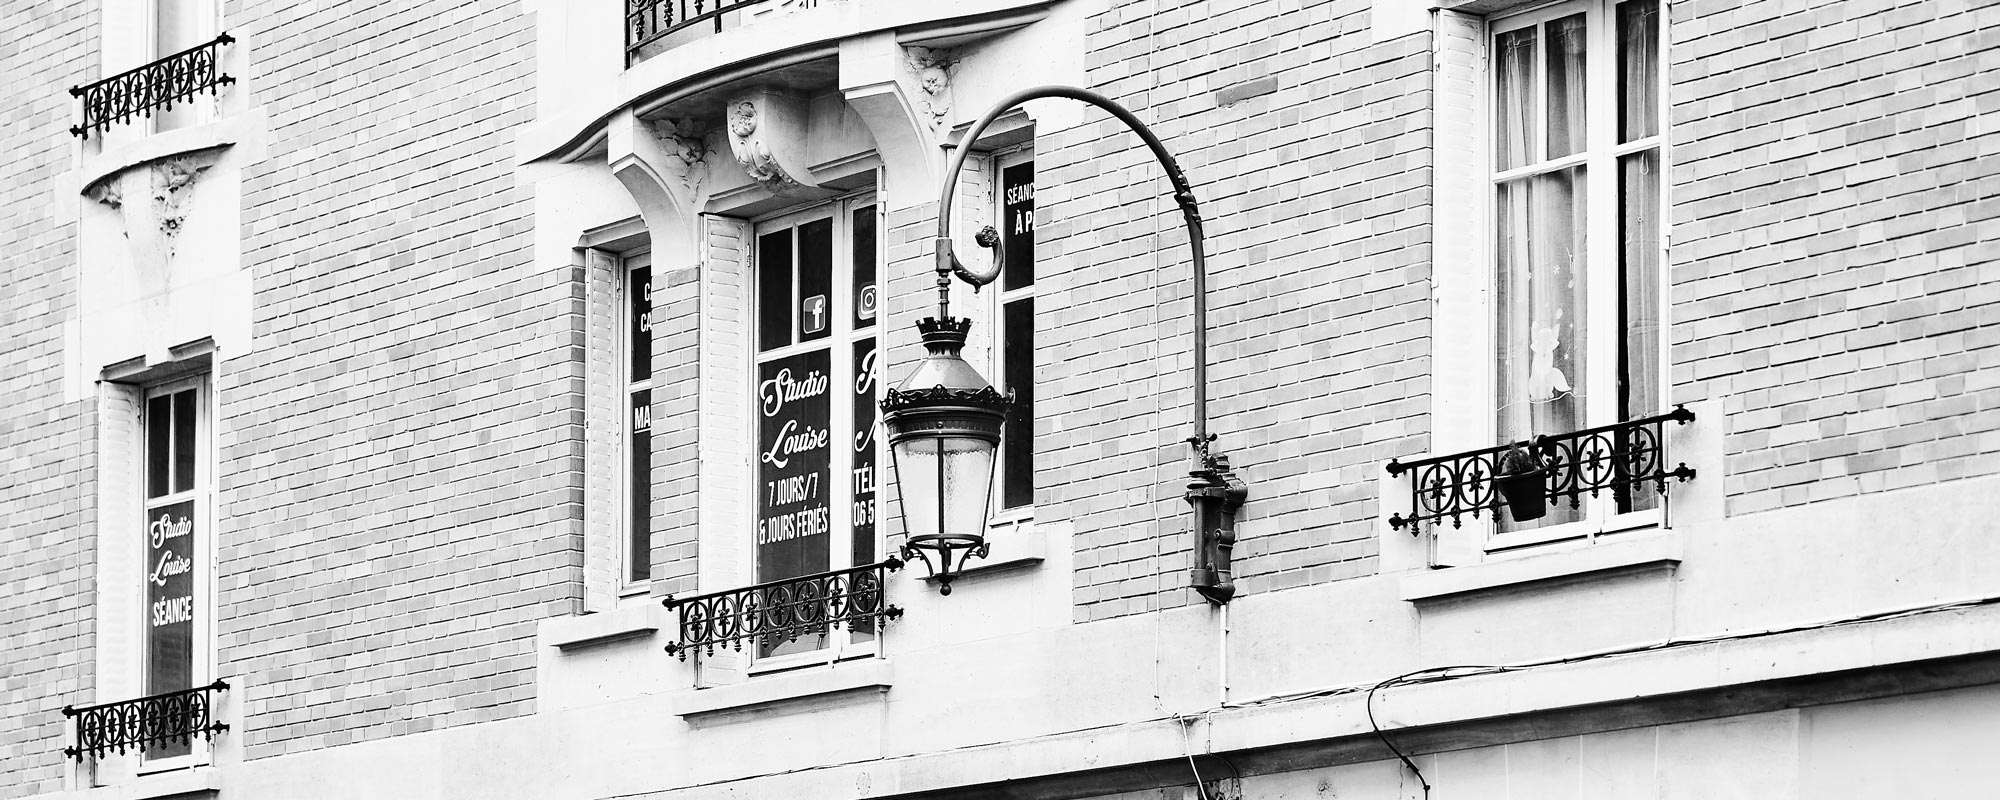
[134,374,215,773]
[746,191,883,672]
[1429,0,1671,558]
[989,145,1037,527]
[142,0,221,134]
[618,249,655,594]
[1489,0,1668,551]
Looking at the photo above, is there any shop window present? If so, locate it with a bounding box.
[751,195,880,661]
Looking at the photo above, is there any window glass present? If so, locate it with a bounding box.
[1545,14,1587,159]
[1618,0,1661,143]
[626,259,654,585]
[998,158,1036,510]
[758,231,793,352]
[142,384,202,760]
[1494,26,1537,171]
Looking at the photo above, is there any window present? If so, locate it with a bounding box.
[622,252,654,587]
[1487,0,1664,544]
[139,377,210,764]
[149,0,216,132]
[994,152,1035,514]
[752,195,880,660]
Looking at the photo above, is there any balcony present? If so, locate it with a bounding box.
[625,0,817,64]
[62,680,230,761]
[663,557,903,661]
[1387,406,1698,533]
[69,33,235,139]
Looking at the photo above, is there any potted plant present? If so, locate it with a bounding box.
[1492,440,1549,522]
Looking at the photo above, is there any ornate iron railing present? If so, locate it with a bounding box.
[1387,406,1696,532]
[69,33,235,138]
[626,0,807,62]
[663,558,903,659]
[62,680,229,761]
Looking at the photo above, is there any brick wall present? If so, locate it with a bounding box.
[221,0,547,756]
[1667,0,2000,515]
[0,1,99,796]
[649,225,707,597]
[1050,0,1431,620]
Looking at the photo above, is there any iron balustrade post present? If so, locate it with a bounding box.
[931,85,1246,604]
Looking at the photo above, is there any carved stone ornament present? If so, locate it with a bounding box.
[655,117,712,198]
[153,152,217,239]
[904,46,957,133]
[83,178,122,209]
[725,99,798,190]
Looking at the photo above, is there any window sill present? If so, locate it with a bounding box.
[62,766,219,800]
[1400,531,1682,602]
[539,603,661,651]
[919,518,1044,587]
[671,658,893,718]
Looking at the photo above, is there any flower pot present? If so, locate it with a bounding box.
[1494,468,1548,522]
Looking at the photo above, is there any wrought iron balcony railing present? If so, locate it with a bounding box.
[69,33,235,139]
[663,558,903,660]
[62,680,229,761]
[1387,406,1697,533]
[625,0,810,63]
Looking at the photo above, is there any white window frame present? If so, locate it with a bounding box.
[618,249,654,595]
[134,374,216,774]
[1431,0,1670,560]
[988,145,1037,530]
[746,191,883,673]
[143,0,222,134]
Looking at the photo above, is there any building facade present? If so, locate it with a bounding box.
[4,0,1998,797]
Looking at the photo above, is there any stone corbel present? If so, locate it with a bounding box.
[722,90,818,194]
[609,110,716,261]
[839,32,950,208]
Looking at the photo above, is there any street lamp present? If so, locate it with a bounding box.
[880,316,1009,596]
[883,85,1248,603]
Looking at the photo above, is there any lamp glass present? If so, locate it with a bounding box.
[889,433,997,540]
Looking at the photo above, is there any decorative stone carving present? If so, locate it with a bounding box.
[84,178,122,209]
[726,100,793,190]
[904,46,957,133]
[723,91,816,192]
[654,117,712,199]
[153,154,214,239]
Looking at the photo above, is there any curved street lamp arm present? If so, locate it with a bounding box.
[933,85,1214,461]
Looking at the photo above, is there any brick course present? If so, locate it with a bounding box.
[1049,0,1430,619]
[0,0,99,796]
[222,0,545,757]
[1667,0,2000,515]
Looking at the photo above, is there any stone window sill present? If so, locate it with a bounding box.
[672,659,893,718]
[62,766,219,800]
[1399,531,1683,602]
[920,519,1045,587]
[539,603,660,651]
